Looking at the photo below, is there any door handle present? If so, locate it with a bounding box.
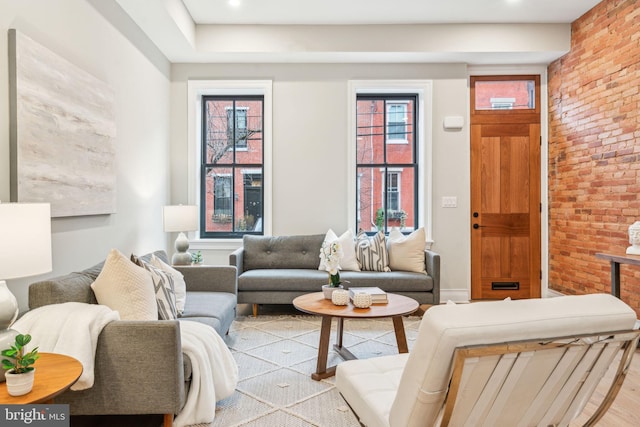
[473,223,485,229]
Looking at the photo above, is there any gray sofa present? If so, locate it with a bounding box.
[230,234,440,316]
[27,250,236,426]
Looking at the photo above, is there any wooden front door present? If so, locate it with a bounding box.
[470,75,541,300]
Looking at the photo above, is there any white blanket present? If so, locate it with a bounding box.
[173,320,238,427]
[13,303,239,426]
[12,302,120,390]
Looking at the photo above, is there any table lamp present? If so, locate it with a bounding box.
[163,205,198,265]
[0,202,52,381]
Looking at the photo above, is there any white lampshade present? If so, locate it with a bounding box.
[163,205,199,232]
[0,202,52,381]
[0,202,52,280]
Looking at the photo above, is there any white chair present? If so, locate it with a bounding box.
[335,294,639,427]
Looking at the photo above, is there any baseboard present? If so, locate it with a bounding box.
[440,289,470,303]
[545,289,565,298]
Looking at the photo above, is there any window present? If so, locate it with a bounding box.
[201,95,264,238]
[213,175,231,218]
[387,103,407,141]
[386,171,400,211]
[474,79,536,110]
[356,94,418,234]
[226,107,248,148]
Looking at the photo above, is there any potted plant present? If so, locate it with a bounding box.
[191,251,203,265]
[319,240,344,299]
[1,333,39,396]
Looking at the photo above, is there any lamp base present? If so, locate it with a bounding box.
[172,251,192,266]
[172,232,192,265]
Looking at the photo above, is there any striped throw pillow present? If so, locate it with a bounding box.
[356,230,391,272]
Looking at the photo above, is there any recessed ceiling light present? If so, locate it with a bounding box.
[229,0,241,7]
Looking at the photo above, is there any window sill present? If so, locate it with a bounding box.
[189,238,243,251]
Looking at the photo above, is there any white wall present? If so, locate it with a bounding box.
[0,0,172,310]
[170,63,470,299]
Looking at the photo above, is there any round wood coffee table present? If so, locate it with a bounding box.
[0,353,83,404]
[293,292,419,380]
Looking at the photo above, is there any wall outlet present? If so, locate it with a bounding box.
[442,196,457,208]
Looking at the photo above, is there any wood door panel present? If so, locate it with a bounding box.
[481,123,531,137]
[509,137,530,212]
[510,236,530,277]
[480,213,530,236]
[481,137,501,212]
[481,237,501,277]
[471,75,541,300]
[480,237,530,279]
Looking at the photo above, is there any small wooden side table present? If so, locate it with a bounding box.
[595,252,640,299]
[0,353,83,404]
[293,292,419,380]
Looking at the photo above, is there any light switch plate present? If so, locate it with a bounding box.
[442,196,457,208]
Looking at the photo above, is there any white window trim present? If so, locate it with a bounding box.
[348,80,433,246]
[187,80,273,250]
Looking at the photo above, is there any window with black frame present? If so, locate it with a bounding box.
[355,94,418,234]
[201,95,264,238]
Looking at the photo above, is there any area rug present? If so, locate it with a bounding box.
[201,314,422,427]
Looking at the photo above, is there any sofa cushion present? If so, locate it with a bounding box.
[239,269,329,292]
[238,269,432,293]
[181,291,236,336]
[341,271,432,293]
[133,256,178,320]
[150,254,187,315]
[90,249,157,321]
[243,234,325,271]
[387,228,426,273]
[356,231,391,272]
[319,229,360,272]
[336,354,409,427]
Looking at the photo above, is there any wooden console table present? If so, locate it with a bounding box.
[595,252,640,299]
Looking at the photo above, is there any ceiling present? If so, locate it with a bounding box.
[115,0,602,64]
[182,0,599,25]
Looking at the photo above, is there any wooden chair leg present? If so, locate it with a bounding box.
[253,303,258,317]
[164,413,173,427]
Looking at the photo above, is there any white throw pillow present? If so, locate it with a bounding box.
[356,230,390,272]
[387,227,426,273]
[318,229,360,272]
[90,249,157,321]
[150,254,187,315]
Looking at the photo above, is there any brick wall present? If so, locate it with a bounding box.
[548,0,640,316]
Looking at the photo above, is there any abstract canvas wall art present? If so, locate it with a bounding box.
[8,29,117,217]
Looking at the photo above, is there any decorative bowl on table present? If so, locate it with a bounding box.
[352,292,372,308]
[331,289,349,305]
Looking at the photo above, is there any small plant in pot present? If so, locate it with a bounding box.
[1,333,39,396]
[319,240,345,299]
[191,250,203,265]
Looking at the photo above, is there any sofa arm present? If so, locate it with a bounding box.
[174,265,238,294]
[229,247,244,275]
[425,250,441,305]
[60,320,185,416]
